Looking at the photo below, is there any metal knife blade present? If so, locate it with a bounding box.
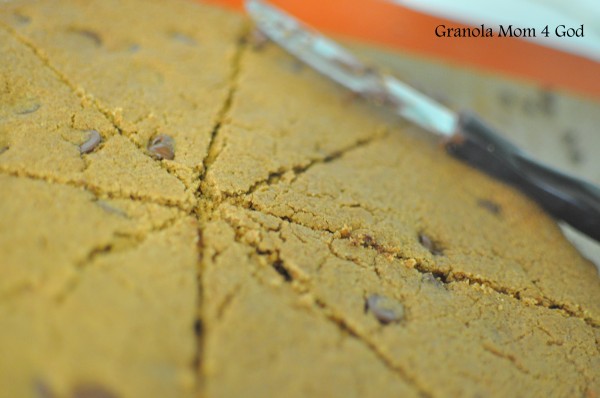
[245,0,458,138]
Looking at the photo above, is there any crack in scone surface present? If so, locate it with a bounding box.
[235,197,599,328]
[0,167,191,212]
[199,218,426,397]
[193,25,250,396]
[214,204,596,396]
[234,127,600,328]
[197,25,250,199]
[54,208,188,304]
[239,131,391,198]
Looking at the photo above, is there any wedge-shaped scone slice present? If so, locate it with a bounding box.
[0,175,199,397]
[201,219,420,398]
[215,204,599,397]
[0,28,194,208]
[1,0,246,188]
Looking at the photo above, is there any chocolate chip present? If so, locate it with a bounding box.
[0,146,8,155]
[169,31,197,46]
[70,29,102,47]
[16,102,41,115]
[127,44,141,53]
[71,384,118,398]
[148,134,175,160]
[33,379,55,398]
[477,199,502,215]
[365,294,404,324]
[79,130,102,154]
[13,13,31,25]
[418,233,443,256]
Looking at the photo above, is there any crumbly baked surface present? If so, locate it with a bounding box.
[0,0,598,397]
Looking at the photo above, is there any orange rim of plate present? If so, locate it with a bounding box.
[203,0,600,101]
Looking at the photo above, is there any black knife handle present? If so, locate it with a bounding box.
[445,111,600,242]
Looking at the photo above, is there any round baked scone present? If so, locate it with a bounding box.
[0,0,598,397]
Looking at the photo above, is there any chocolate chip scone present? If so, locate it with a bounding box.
[0,0,598,397]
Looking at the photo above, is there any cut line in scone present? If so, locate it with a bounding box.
[0,0,598,397]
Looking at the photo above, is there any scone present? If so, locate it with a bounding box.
[0,0,598,397]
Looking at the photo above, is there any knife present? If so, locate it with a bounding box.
[245,0,600,242]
